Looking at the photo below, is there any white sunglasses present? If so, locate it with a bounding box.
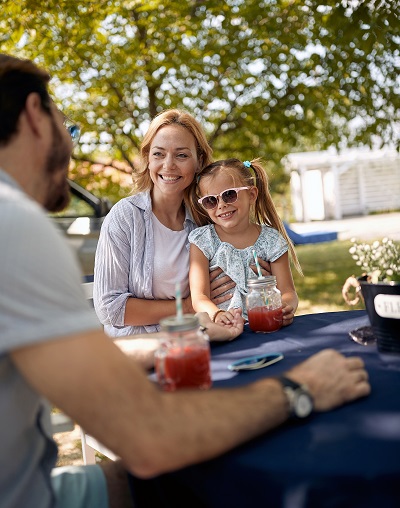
[198,187,250,210]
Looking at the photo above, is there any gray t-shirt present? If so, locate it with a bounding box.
[0,169,101,508]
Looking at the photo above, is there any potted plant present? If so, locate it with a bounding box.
[342,237,400,357]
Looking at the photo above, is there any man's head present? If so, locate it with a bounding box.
[0,54,73,211]
[0,54,51,145]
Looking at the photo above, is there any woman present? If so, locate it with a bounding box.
[94,109,238,338]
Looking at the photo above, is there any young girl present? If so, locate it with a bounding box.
[188,158,301,326]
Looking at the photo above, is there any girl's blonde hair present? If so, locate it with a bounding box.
[132,109,213,198]
[189,158,302,274]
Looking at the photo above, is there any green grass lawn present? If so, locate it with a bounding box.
[292,240,365,315]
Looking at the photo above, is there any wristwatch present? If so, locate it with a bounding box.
[277,376,314,419]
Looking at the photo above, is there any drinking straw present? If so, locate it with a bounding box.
[252,249,263,279]
[175,281,183,320]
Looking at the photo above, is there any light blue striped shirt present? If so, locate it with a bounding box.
[93,191,197,336]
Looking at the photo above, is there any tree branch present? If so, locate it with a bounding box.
[72,155,133,174]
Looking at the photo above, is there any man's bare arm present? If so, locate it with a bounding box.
[11,332,370,479]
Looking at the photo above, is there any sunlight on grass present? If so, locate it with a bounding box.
[292,240,366,315]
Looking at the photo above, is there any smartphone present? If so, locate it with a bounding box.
[228,352,284,371]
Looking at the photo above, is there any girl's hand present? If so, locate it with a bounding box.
[214,309,235,326]
[196,309,244,342]
[282,302,295,326]
[209,267,235,305]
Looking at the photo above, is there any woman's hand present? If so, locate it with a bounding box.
[209,267,235,306]
[196,309,244,342]
[250,257,271,277]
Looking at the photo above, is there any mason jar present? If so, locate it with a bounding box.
[246,276,283,333]
[155,314,212,391]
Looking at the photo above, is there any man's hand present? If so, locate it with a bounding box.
[196,310,244,342]
[286,349,370,411]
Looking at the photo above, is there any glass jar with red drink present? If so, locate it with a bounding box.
[155,315,212,391]
[246,276,283,333]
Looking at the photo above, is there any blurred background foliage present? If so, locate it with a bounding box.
[1,0,399,204]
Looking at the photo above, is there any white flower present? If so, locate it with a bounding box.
[348,238,400,283]
[369,270,381,284]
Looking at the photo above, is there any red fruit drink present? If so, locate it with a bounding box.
[248,306,283,333]
[156,345,212,391]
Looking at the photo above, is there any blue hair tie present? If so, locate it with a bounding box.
[243,160,256,185]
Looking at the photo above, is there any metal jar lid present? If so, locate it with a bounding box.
[247,275,277,288]
[159,314,200,333]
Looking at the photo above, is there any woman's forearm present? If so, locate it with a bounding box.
[124,297,192,327]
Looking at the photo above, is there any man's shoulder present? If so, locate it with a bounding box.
[0,177,32,208]
[0,181,77,277]
[0,183,53,234]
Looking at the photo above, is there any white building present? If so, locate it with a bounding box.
[283,147,400,222]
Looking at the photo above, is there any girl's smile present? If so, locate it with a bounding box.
[199,174,257,233]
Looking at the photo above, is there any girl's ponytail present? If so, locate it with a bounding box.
[249,159,302,275]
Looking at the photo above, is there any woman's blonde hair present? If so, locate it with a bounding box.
[132,109,213,196]
[189,158,302,274]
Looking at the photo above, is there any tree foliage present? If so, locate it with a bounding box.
[1,0,399,198]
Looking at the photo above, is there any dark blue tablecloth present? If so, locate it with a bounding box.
[129,311,400,508]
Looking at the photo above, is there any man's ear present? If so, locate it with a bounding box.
[24,92,46,137]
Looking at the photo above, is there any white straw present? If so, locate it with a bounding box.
[175,281,183,320]
[252,249,263,278]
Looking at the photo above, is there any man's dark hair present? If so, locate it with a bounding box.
[0,54,51,144]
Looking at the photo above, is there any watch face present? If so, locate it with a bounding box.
[296,392,313,418]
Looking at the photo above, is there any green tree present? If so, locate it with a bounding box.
[1,0,399,199]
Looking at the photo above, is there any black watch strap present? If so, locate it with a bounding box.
[277,375,314,419]
[278,375,302,390]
